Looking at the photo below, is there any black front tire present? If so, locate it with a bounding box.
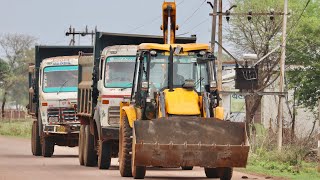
[219,167,233,180]
[204,168,219,178]
[98,140,112,169]
[119,114,133,177]
[205,167,233,180]
[132,165,146,179]
[78,125,85,165]
[31,121,41,156]
[83,125,97,166]
[42,137,54,157]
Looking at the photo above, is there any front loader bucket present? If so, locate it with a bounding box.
[132,117,249,168]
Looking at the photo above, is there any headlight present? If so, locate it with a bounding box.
[210,81,217,88]
[49,117,59,124]
[199,50,206,56]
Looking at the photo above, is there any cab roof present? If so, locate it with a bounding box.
[138,43,210,52]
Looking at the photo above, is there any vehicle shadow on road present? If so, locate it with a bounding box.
[147,176,207,179]
[1,154,36,159]
[51,155,78,158]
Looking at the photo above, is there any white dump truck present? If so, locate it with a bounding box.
[77,32,196,169]
[28,46,93,157]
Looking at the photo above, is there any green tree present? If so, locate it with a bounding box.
[0,34,36,117]
[286,1,320,113]
[225,0,304,136]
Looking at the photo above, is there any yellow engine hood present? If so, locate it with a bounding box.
[163,88,200,115]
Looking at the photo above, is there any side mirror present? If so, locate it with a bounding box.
[97,80,102,91]
[141,81,148,91]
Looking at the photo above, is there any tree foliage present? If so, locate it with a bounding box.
[225,0,306,134]
[0,33,35,115]
[286,1,320,112]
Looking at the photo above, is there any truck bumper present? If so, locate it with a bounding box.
[43,124,80,134]
[101,126,119,141]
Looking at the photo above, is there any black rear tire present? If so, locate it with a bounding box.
[181,166,193,170]
[98,140,112,169]
[31,121,41,156]
[119,114,133,177]
[42,137,54,157]
[204,168,219,178]
[83,125,97,166]
[78,125,85,165]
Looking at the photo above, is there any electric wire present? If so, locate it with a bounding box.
[125,0,185,34]
[179,0,207,28]
[176,17,210,36]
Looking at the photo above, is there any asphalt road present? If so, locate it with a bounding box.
[0,136,273,180]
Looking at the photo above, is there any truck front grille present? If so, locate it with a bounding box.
[47,107,78,124]
[108,106,120,126]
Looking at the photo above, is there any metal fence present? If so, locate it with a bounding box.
[0,110,27,120]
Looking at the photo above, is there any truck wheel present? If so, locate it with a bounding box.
[219,167,233,180]
[83,125,97,166]
[204,167,233,180]
[181,166,193,170]
[204,168,219,178]
[98,140,112,169]
[119,114,133,177]
[132,165,146,179]
[78,125,85,165]
[42,137,54,157]
[31,121,41,156]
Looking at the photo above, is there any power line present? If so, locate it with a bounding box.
[176,17,210,36]
[125,0,185,34]
[179,0,207,28]
[287,0,311,36]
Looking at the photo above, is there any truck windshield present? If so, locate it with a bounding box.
[148,54,209,92]
[104,56,136,88]
[43,65,78,93]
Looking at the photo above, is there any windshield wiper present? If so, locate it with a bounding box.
[195,77,204,87]
[57,80,69,95]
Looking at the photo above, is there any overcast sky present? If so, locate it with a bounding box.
[0,0,234,46]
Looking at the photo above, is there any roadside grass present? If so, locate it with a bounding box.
[0,119,33,138]
[238,123,320,180]
[242,159,320,180]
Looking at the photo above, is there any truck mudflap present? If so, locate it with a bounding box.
[132,117,249,168]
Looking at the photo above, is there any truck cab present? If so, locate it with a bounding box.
[77,45,137,169]
[38,56,79,135]
[29,45,93,157]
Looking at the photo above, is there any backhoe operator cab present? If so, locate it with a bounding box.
[132,43,221,119]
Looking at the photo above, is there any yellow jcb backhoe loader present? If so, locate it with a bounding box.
[118,1,249,179]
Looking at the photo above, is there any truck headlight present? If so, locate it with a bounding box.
[49,117,59,124]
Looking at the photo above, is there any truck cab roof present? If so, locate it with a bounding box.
[41,55,79,68]
[101,45,138,58]
[138,43,210,52]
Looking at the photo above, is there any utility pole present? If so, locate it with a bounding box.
[65,25,97,46]
[277,0,288,151]
[208,0,218,96]
[318,98,320,172]
[217,0,223,96]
